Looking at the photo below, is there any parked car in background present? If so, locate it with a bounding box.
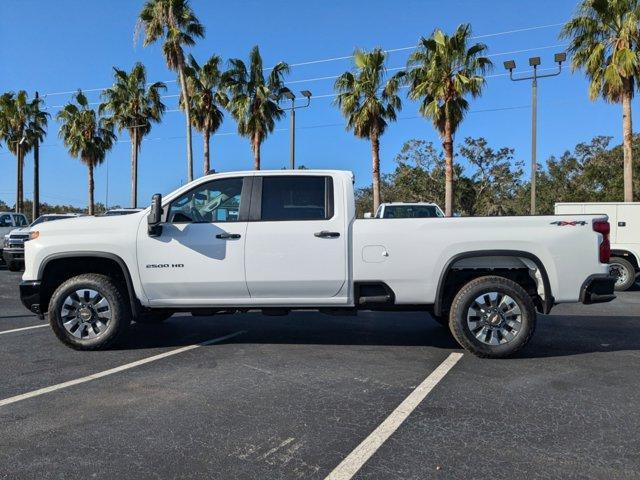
[3,214,81,271]
[21,170,615,358]
[555,202,640,291]
[102,208,143,216]
[365,202,445,219]
[0,212,29,267]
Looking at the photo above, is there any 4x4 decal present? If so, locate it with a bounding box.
[550,220,588,226]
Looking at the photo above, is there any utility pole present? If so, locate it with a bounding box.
[281,89,312,169]
[33,91,40,221]
[504,53,566,215]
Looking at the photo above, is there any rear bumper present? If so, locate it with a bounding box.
[20,280,43,315]
[580,274,616,304]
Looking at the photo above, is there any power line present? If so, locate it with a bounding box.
[38,21,566,99]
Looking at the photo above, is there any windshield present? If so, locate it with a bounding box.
[381,205,444,219]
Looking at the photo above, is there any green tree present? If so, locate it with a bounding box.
[137,0,204,182]
[57,91,116,215]
[183,54,227,175]
[100,63,166,207]
[561,0,640,202]
[404,24,491,216]
[459,137,524,215]
[225,46,289,170]
[334,48,402,212]
[0,91,49,213]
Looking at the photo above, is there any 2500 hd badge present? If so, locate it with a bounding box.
[146,264,184,268]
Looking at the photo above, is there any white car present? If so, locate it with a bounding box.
[21,170,615,358]
[556,202,640,291]
[365,202,445,219]
[1,212,29,264]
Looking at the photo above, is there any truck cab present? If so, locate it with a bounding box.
[1,212,28,265]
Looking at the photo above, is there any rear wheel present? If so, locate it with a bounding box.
[609,257,636,291]
[449,276,536,358]
[49,274,130,350]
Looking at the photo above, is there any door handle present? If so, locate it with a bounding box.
[216,233,241,239]
[314,230,340,238]
[618,221,626,227]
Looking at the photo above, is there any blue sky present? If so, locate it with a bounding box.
[0,0,628,209]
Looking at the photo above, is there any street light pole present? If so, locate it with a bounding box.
[282,89,312,169]
[504,53,566,215]
[33,91,40,221]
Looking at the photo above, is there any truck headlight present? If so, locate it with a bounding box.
[29,231,40,241]
[3,235,8,248]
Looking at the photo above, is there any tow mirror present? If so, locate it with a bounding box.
[148,193,163,237]
[364,212,372,219]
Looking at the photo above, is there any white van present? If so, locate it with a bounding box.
[555,202,640,291]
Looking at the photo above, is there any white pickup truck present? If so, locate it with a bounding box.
[20,170,615,358]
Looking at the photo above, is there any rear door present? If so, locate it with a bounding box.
[244,175,347,300]
[616,204,639,245]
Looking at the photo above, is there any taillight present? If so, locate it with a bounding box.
[593,220,610,263]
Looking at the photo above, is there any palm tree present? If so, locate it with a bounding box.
[0,91,48,214]
[100,63,166,207]
[182,54,227,175]
[334,48,401,212]
[561,0,640,202]
[137,0,204,182]
[405,24,491,216]
[57,91,116,215]
[225,46,289,170]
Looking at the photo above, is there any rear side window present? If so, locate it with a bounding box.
[261,176,333,221]
[0,214,11,227]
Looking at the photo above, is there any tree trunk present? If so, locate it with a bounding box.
[443,117,455,217]
[203,129,210,175]
[178,66,194,182]
[622,80,634,202]
[130,128,138,208]
[252,133,261,170]
[87,162,95,216]
[371,132,381,213]
[15,145,21,213]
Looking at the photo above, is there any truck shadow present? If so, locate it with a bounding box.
[115,310,640,359]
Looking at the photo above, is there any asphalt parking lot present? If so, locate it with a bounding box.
[1,267,639,480]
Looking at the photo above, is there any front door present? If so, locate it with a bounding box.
[244,175,348,301]
[137,176,250,305]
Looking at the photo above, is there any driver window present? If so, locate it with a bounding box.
[167,177,243,224]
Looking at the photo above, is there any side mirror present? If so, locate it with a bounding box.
[364,212,372,219]
[148,193,163,237]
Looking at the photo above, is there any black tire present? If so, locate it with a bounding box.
[134,311,173,324]
[609,257,636,292]
[7,261,21,272]
[449,276,536,358]
[48,273,131,350]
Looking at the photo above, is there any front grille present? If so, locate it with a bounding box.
[11,234,29,241]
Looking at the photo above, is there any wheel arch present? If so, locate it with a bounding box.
[433,250,553,317]
[38,252,141,316]
[610,250,640,271]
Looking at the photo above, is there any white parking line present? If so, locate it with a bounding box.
[0,330,246,408]
[325,352,463,480]
[0,324,48,335]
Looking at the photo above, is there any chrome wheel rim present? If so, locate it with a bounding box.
[466,292,522,346]
[609,263,629,287]
[61,289,111,339]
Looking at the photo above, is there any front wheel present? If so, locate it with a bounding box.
[609,257,636,291]
[49,273,131,350]
[449,276,536,358]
